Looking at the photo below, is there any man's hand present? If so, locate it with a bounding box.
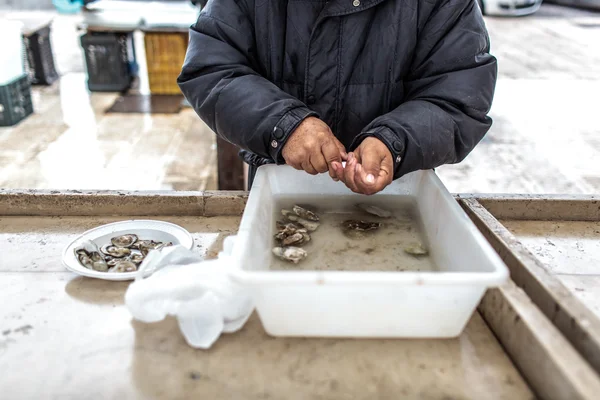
[282,117,347,178]
[333,137,393,195]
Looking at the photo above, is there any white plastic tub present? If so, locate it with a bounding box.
[227,165,508,338]
[0,20,25,86]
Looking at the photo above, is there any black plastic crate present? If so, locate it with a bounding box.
[80,32,137,93]
[23,25,59,86]
[0,75,34,127]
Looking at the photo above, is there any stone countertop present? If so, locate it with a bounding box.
[0,192,534,399]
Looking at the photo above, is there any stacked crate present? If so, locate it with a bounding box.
[80,32,138,92]
[0,75,34,127]
[23,25,59,85]
[144,32,188,95]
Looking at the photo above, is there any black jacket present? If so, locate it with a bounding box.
[178,0,497,179]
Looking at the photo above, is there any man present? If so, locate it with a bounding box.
[178,0,497,194]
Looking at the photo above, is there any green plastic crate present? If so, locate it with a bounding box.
[0,75,34,127]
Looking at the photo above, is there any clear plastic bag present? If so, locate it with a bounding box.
[125,244,253,349]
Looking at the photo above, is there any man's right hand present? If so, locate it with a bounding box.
[282,117,347,178]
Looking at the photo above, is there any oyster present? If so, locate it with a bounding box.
[106,258,121,267]
[75,241,107,271]
[342,220,381,232]
[75,249,89,257]
[357,203,392,218]
[293,217,320,232]
[111,234,138,248]
[129,253,144,265]
[276,220,303,231]
[108,260,137,273]
[282,232,306,246]
[77,253,94,269]
[281,210,320,232]
[89,251,108,272]
[404,243,429,257]
[292,205,319,222]
[101,244,131,258]
[136,240,163,256]
[342,220,381,238]
[272,246,307,264]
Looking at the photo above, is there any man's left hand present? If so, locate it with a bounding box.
[332,137,394,195]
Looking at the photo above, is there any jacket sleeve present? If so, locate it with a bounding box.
[350,0,497,179]
[177,0,317,162]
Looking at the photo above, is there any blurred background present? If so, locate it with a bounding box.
[0,0,598,193]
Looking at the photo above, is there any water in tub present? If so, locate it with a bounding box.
[271,195,437,272]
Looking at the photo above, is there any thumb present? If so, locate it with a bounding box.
[358,145,383,185]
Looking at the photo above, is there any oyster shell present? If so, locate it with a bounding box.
[75,249,90,257]
[292,205,319,222]
[106,258,121,267]
[342,220,381,238]
[129,253,144,265]
[111,234,138,248]
[276,220,303,231]
[357,203,392,218]
[282,232,307,246]
[272,246,307,264]
[281,211,320,232]
[77,253,94,269]
[404,243,429,257]
[342,220,381,231]
[101,244,131,258]
[89,251,108,272]
[75,241,108,271]
[293,217,320,232]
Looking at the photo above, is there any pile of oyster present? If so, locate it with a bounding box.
[74,234,173,273]
[272,205,320,264]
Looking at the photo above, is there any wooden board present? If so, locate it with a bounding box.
[216,137,245,191]
[461,197,600,378]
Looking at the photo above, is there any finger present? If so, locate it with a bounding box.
[301,160,318,175]
[287,159,303,170]
[334,139,348,160]
[356,164,389,195]
[335,152,353,184]
[336,152,354,184]
[343,155,360,193]
[356,146,382,188]
[309,152,329,174]
[330,161,342,182]
[321,141,343,178]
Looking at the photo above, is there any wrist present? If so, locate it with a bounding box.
[269,107,319,164]
[350,126,405,177]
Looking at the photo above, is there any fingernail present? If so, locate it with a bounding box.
[332,163,338,172]
[366,174,375,184]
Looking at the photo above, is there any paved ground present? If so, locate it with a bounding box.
[0,4,599,193]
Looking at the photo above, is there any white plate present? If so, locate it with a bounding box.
[63,220,194,281]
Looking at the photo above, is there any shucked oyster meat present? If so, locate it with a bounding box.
[74,234,173,273]
[111,234,138,248]
[101,245,131,258]
[75,241,108,272]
